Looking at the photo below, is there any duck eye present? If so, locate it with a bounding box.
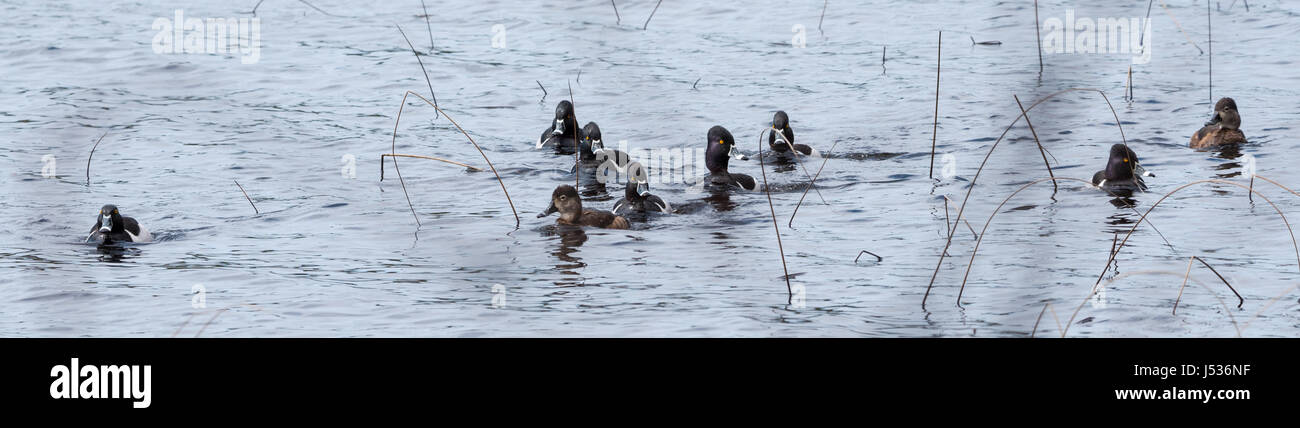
[1123,158,1129,163]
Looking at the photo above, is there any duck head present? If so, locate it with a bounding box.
[96,204,123,234]
[538,184,583,223]
[1206,97,1241,130]
[1105,144,1154,180]
[706,125,740,174]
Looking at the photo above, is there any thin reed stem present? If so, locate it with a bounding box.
[1014,94,1056,194]
[86,132,107,186]
[924,88,1130,309]
[1030,302,1062,338]
[391,91,521,228]
[421,0,435,53]
[1034,0,1043,73]
[397,25,439,119]
[757,129,792,303]
[1068,179,1299,334]
[234,180,259,215]
[643,0,663,30]
[569,80,579,189]
[929,31,941,180]
[784,136,837,228]
[957,176,1183,306]
[381,153,482,181]
[1062,270,1240,337]
[818,0,827,36]
[1174,256,1243,314]
[1159,0,1205,54]
[855,250,882,263]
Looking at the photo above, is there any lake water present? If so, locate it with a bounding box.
[2,0,1298,337]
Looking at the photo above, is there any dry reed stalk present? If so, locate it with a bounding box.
[757,129,792,303]
[389,90,521,228]
[924,88,1129,309]
[234,180,258,214]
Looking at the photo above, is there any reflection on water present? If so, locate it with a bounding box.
[95,244,140,263]
[702,186,737,213]
[1212,144,1243,179]
[543,225,588,287]
[1106,197,1138,209]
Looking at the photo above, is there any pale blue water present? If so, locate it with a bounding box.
[1,0,1298,337]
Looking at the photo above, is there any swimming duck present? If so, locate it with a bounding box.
[768,111,818,157]
[536,100,583,152]
[1091,144,1154,196]
[86,204,152,244]
[1190,97,1247,149]
[705,126,757,191]
[613,162,671,215]
[580,122,634,171]
[538,184,630,229]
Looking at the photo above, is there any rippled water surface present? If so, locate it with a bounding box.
[3,0,1299,337]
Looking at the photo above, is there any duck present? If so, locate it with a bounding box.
[1091,144,1154,197]
[86,204,152,244]
[536,100,583,152]
[580,122,634,172]
[613,162,671,215]
[538,184,630,229]
[1190,97,1247,149]
[768,111,818,157]
[705,126,757,191]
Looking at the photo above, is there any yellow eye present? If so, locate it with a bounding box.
[718,140,726,145]
[1123,158,1129,163]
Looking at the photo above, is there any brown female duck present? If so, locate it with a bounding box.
[538,185,630,229]
[1190,97,1247,149]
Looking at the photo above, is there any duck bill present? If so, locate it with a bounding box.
[728,144,747,161]
[537,202,558,218]
[99,214,113,234]
[1135,164,1154,177]
[552,118,565,136]
[1206,111,1222,126]
[771,128,790,150]
[636,181,650,197]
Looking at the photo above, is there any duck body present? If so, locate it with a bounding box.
[1190,127,1246,149]
[612,162,671,215]
[767,111,819,157]
[580,122,635,173]
[1190,97,1247,149]
[539,184,630,229]
[537,100,584,153]
[86,204,152,244]
[705,126,756,191]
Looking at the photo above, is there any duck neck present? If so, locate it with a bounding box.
[706,146,729,174]
[559,205,582,224]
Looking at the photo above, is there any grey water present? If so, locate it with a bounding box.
[2,0,1298,337]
